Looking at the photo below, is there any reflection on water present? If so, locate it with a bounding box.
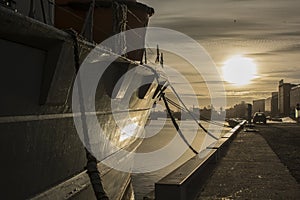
[131,119,230,200]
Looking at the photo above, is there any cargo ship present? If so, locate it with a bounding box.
[0,0,167,199]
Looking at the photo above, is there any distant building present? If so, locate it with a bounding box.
[225,101,247,119]
[290,85,300,116]
[271,92,279,117]
[225,107,235,118]
[234,101,247,118]
[253,99,265,114]
[278,80,296,116]
[265,97,271,114]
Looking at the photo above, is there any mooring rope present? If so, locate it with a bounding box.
[164,96,230,128]
[69,29,109,200]
[167,84,219,140]
[161,93,199,155]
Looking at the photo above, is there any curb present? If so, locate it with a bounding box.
[145,120,246,200]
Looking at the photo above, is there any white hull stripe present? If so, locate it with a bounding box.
[0,108,150,124]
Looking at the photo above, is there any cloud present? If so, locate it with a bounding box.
[271,44,300,54]
[140,0,300,106]
[274,31,300,37]
[172,80,225,85]
[245,52,275,57]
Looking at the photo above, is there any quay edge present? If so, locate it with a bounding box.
[144,120,246,200]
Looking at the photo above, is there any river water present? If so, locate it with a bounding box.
[131,119,230,200]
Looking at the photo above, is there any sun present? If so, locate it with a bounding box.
[222,55,257,86]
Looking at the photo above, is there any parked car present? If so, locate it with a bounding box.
[253,112,267,124]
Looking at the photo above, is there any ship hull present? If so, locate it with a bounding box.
[0,6,163,199]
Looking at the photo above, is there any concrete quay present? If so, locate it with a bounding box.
[152,121,245,200]
[151,123,300,200]
[196,123,300,199]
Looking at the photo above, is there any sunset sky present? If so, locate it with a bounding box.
[141,0,300,108]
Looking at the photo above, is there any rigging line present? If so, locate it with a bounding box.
[167,97,228,127]
[49,1,111,37]
[55,5,146,63]
[165,98,188,113]
[166,95,228,128]
[125,24,145,40]
[55,4,146,64]
[51,0,155,63]
[77,35,157,74]
[86,29,223,130]
[127,8,143,24]
[168,84,219,140]
[112,23,158,65]
[165,98,226,128]
[165,97,185,110]
[125,11,156,56]
[94,40,155,71]
[165,96,230,128]
[161,93,199,155]
[75,36,164,91]
[81,0,96,40]
[166,102,184,113]
[166,100,184,111]
[126,5,156,58]
[48,0,157,59]
[125,24,156,56]
[127,9,226,129]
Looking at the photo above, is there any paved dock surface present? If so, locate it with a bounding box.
[197,124,300,199]
[259,123,300,183]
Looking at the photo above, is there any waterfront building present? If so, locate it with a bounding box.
[226,101,248,118]
[271,92,279,117]
[290,85,300,117]
[253,99,265,114]
[278,80,296,116]
[265,97,272,115]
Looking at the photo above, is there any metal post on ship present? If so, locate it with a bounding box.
[81,0,96,42]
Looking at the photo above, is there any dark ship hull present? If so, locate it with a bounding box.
[0,1,165,199]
